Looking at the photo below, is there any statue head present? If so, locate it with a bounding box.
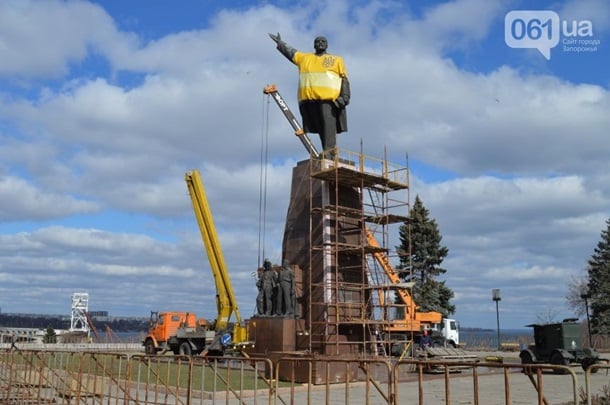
[263,259,272,271]
[282,259,291,268]
[314,36,328,54]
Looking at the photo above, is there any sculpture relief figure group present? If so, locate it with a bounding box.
[256,259,296,317]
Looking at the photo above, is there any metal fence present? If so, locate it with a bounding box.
[2,349,608,404]
[0,342,143,352]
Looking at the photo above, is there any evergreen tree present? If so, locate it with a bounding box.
[43,325,57,344]
[587,218,610,334]
[398,195,455,316]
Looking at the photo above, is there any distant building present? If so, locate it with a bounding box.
[88,311,109,317]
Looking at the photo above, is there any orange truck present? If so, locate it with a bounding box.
[144,311,217,355]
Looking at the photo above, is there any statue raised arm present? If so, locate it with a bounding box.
[269,32,297,62]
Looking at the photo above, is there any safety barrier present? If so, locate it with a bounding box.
[393,359,580,405]
[0,349,275,404]
[583,362,610,405]
[0,342,143,351]
[274,356,393,405]
[1,348,606,404]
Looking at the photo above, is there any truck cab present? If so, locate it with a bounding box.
[144,311,212,355]
[148,312,195,341]
[431,318,460,347]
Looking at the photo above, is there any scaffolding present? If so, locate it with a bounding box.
[302,148,410,356]
[69,292,90,335]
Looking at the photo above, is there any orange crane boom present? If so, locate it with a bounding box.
[263,84,320,157]
[366,228,442,332]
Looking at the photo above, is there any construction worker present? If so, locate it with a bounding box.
[269,33,350,154]
[420,329,433,350]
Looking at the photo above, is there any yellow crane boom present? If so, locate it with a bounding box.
[185,169,247,344]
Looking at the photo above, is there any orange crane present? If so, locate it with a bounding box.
[84,311,99,339]
[105,325,122,343]
[366,228,442,333]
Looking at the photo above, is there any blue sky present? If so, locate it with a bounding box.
[0,0,609,330]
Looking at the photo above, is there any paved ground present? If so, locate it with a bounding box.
[279,350,610,405]
[5,347,605,404]
[392,364,607,404]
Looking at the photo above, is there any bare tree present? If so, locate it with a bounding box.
[566,270,589,318]
[535,307,560,324]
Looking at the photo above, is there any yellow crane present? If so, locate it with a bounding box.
[142,170,249,356]
[184,169,248,345]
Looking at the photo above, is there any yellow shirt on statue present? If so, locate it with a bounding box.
[292,52,347,102]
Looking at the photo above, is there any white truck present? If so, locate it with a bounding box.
[430,318,460,348]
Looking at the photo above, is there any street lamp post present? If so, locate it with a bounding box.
[492,289,501,350]
[581,292,592,348]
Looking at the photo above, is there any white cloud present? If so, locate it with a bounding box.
[0,0,607,329]
[0,0,136,79]
[560,0,610,32]
[418,0,509,48]
[0,176,98,221]
[485,265,569,281]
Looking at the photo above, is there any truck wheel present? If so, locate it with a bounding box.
[520,351,534,375]
[582,358,599,374]
[550,352,568,374]
[520,351,533,364]
[179,342,192,356]
[144,340,156,355]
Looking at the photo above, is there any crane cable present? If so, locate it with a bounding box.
[257,92,271,268]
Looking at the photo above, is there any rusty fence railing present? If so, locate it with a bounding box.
[274,356,394,405]
[393,359,582,405]
[583,362,610,405]
[0,349,275,404]
[2,349,607,404]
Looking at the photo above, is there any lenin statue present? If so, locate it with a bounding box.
[269,33,350,154]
